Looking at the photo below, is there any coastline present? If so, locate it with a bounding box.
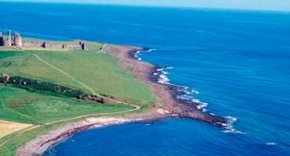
[17,117,141,155]
[107,45,228,127]
[17,44,229,155]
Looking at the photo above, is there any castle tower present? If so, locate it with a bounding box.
[0,32,4,46]
[5,30,12,46]
[14,31,23,47]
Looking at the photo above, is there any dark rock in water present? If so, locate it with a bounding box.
[179,111,227,128]
[142,47,151,51]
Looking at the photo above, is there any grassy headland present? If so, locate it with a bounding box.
[0,40,156,156]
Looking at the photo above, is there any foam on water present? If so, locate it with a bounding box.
[158,74,170,84]
[266,142,277,146]
[223,116,244,134]
[133,51,142,61]
[191,90,200,94]
[154,66,172,85]
[147,48,157,52]
[134,49,156,61]
[196,102,208,111]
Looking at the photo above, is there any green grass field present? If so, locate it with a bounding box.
[0,43,156,156]
[0,49,155,104]
[0,86,133,124]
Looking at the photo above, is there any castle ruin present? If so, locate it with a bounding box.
[0,30,87,50]
[14,32,22,47]
[3,30,12,46]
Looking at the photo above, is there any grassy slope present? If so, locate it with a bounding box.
[0,86,133,124]
[0,49,155,105]
[0,86,136,156]
[0,44,156,156]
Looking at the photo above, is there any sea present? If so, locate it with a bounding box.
[1,2,290,156]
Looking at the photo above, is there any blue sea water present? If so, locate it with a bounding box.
[1,2,290,155]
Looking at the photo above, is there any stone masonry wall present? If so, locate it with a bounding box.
[0,31,87,51]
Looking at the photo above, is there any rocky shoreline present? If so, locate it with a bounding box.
[17,44,229,156]
[108,45,228,127]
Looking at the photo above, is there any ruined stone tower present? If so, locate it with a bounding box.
[0,32,4,46]
[14,32,23,47]
[5,30,12,46]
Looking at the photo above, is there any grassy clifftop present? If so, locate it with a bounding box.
[0,49,155,103]
[0,43,155,155]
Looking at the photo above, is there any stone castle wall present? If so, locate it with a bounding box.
[0,30,87,51]
[22,41,86,50]
[22,41,44,48]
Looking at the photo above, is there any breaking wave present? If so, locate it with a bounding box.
[133,51,142,61]
[266,142,277,146]
[223,116,244,134]
[133,48,156,61]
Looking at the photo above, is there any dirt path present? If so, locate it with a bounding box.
[96,43,107,54]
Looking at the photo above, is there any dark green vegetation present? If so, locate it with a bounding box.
[1,75,85,98]
[0,43,155,155]
[0,74,108,103]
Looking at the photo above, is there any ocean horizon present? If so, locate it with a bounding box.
[1,2,290,155]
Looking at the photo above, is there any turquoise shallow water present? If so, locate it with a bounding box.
[0,2,290,155]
